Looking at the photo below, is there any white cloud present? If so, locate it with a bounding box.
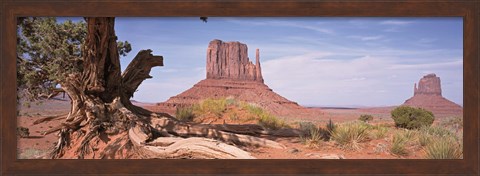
[380,20,414,26]
[262,52,462,107]
[345,77,367,81]
[348,35,384,41]
[414,38,437,47]
[225,19,335,35]
[380,20,414,32]
[388,59,462,70]
[118,18,462,107]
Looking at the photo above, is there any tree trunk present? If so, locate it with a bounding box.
[47,17,284,159]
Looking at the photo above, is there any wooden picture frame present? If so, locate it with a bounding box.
[1,0,478,175]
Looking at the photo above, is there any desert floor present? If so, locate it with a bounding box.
[17,97,462,159]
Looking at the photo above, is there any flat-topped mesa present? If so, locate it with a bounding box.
[414,73,442,96]
[404,73,462,117]
[206,39,264,83]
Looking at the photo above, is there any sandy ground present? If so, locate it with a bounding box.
[17,97,70,159]
[16,98,461,159]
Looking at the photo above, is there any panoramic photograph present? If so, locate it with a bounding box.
[16,17,463,159]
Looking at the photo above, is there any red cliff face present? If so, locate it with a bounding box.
[404,73,462,117]
[158,39,314,118]
[206,40,263,82]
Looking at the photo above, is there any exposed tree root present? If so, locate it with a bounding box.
[48,96,285,159]
[33,113,68,125]
[50,129,70,159]
[129,125,255,159]
[205,123,303,137]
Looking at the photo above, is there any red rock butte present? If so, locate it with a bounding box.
[403,73,462,117]
[206,39,264,83]
[157,39,315,118]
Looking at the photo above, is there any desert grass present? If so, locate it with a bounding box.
[439,116,463,134]
[418,133,432,147]
[390,133,409,156]
[371,126,389,140]
[242,102,263,116]
[389,128,422,157]
[300,126,324,148]
[440,116,463,128]
[419,125,455,139]
[239,102,289,130]
[184,98,289,129]
[330,121,370,150]
[228,112,239,121]
[326,119,336,133]
[417,125,463,159]
[401,129,417,141]
[225,96,238,106]
[424,136,462,159]
[297,121,327,148]
[296,121,316,134]
[175,107,195,122]
[192,98,228,117]
[18,148,47,159]
[257,112,289,130]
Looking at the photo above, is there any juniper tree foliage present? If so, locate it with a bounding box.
[16,17,131,101]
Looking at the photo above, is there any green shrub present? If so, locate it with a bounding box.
[391,133,409,156]
[359,114,374,123]
[175,107,195,122]
[17,126,30,138]
[391,106,434,129]
[424,136,462,159]
[331,122,370,150]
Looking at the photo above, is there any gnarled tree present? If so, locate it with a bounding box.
[20,17,285,159]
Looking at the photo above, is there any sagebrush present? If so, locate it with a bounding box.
[391,106,434,129]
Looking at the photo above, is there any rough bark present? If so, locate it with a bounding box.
[45,17,284,159]
[82,17,121,102]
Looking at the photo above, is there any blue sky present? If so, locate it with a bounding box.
[106,17,462,107]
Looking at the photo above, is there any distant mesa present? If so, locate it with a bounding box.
[403,73,462,116]
[157,39,313,118]
[413,73,442,96]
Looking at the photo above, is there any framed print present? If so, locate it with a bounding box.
[1,0,479,175]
